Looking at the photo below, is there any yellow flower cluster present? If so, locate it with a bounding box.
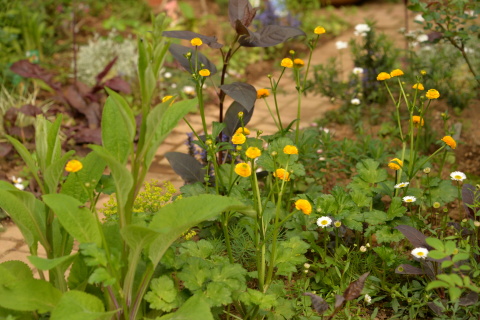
[232,132,246,144]
[388,158,403,170]
[274,168,290,181]
[426,89,440,99]
[390,69,404,77]
[65,160,83,173]
[293,58,305,68]
[235,163,252,177]
[412,83,424,90]
[162,95,173,103]
[246,147,261,159]
[295,199,312,215]
[235,127,250,135]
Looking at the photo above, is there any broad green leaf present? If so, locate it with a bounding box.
[105,88,135,141]
[0,261,33,286]
[145,275,183,312]
[89,145,133,215]
[5,135,40,185]
[426,237,445,251]
[148,194,246,265]
[44,150,75,194]
[428,250,448,260]
[156,295,214,320]
[0,279,61,313]
[449,287,461,301]
[61,152,107,203]
[239,289,278,310]
[426,280,448,291]
[101,95,133,165]
[144,98,198,168]
[364,210,388,225]
[50,290,114,320]
[35,115,63,174]
[272,237,309,277]
[374,226,404,244]
[28,254,78,271]
[43,194,102,246]
[0,190,47,247]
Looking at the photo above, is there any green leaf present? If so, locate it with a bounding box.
[0,190,47,247]
[426,237,445,251]
[387,197,407,219]
[375,226,404,244]
[145,275,183,312]
[364,210,388,225]
[5,135,40,185]
[144,98,198,168]
[28,254,78,271]
[272,237,309,277]
[101,95,133,165]
[426,280,448,291]
[452,253,469,262]
[105,88,135,143]
[50,290,113,320]
[61,152,107,203]
[43,194,102,246]
[428,250,448,260]
[148,194,246,266]
[44,150,75,193]
[0,279,61,313]
[156,295,214,320]
[449,287,462,301]
[356,159,387,184]
[0,261,33,286]
[239,289,278,310]
[89,145,133,215]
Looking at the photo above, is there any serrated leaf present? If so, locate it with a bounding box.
[241,289,278,310]
[168,43,217,74]
[364,210,387,225]
[356,159,387,184]
[387,197,407,219]
[145,276,182,312]
[156,295,214,320]
[272,237,309,277]
[50,290,113,320]
[0,279,61,313]
[163,31,223,49]
[223,101,255,137]
[239,25,305,47]
[165,152,205,183]
[219,82,256,112]
[303,293,329,314]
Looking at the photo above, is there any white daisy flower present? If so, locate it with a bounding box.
[394,182,409,189]
[417,34,429,42]
[403,196,416,203]
[183,85,195,95]
[352,67,364,75]
[163,72,172,79]
[411,247,429,259]
[414,14,425,22]
[335,41,348,50]
[354,24,371,36]
[11,176,22,184]
[364,294,372,304]
[450,171,466,182]
[351,98,361,105]
[304,263,311,269]
[316,216,332,228]
[360,246,367,252]
[14,183,25,190]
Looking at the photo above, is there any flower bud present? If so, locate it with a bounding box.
[423,167,431,174]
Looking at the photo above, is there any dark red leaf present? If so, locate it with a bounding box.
[10,60,61,91]
[223,101,255,137]
[104,76,131,94]
[427,301,445,316]
[219,82,256,112]
[459,292,478,306]
[239,25,306,47]
[7,126,35,140]
[165,152,205,183]
[95,57,118,84]
[234,20,250,36]
[163,31,223,49]
[228,0,254,28]
[334,295,345,309]
[395,225,431,249]
[0,143,13,157]
[73,127,102,145]
[395,264,424,275]
[18,104,42,117]
[462,184,478,219]
[168,44,217,75]
[303,293,329,314]
[343,272,369,301]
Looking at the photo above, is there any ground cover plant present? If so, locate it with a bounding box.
[1,0,480,319]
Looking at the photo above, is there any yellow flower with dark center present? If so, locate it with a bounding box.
[235,127,250,135]
[199,69,210,77]
[231,132,246,145]
[65,160,83,173]
[412,83,424,90]
[426,89,440,99]
[274,168,290,181]
[388,158,403,170]
[441,136,456,149]
[293,58,305,68]
[257,88,270,99]
[314,26,326,34]
[295,199,312,215]
[246,147,261,159]
[235,163,251,177]
[190,37,202,46]
[390,69,404,77]
[281,58,293,68]
[412,116,424,126]
[377,72,391,81]
[283,145,298,155]
[162,95,173,103]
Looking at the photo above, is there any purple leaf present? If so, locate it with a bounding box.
[395,264,424,275]
[165,152,206,183]
[163,31,223,49]
[219,82,256,112]
[223,101,254,137]
[228,0,256,28]
[0,143,13,157]
[343,272,369,301]
[104,77,131,94]
[303,293,329,314]
[459,291,478,306]
[239,25,305,47]
[395,225,431,249]
[95,57,118,84]
[10,60,61,91]
[73,127,102,145]
[462,184,478,219]
[168,44,217,75]
[334,295,345,309]
[18,104,43,117]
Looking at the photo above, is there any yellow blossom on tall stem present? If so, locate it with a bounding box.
[412,116,424,126]
[314,26,326,34]
[426,89,440,99]
[281,58,293,68]
[65,160,83,173]
[388,158,403,170]
[283,145,298,155]
[235,163,251,177]
[441,136,456,149]
[231,132,246,145]
[377,72,391,81]
[199,69,210,77]
[390,69,404,77]
[235,127,250,135]
[190,37,202,46]
[293,58,305,68]
[412,83,424,90]
[295,199,312,215]
[257,88,270,99]
[274,168,290,181]
[246,147,261,159]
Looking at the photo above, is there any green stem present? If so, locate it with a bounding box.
[294,68,302,145]
[222,212,234,264]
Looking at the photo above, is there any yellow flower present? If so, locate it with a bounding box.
[390,69,404,77]
[281,58,293,68]
[377,72,391,81]
[283,145,298,155]
[274,168,290,181]
[314,26,326,34]
[412,83,424,90]
[162,95,173,103]
[235,127,250,135]
[199,69,210,77]
[420,70,427,75]
[293,58,305,68]
[441,136,456,149]
[426,89,440,99]
[246,147,261,159]
[412,116,424,126]
[388,158,403,170]
[190,37,202,46]
[235,163,251,177]
[295,199,312,215]
[231,132,246,145]
[257,88,270,99]
[65,160,83,173]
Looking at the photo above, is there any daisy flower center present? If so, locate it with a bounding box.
[455,175,462,180]
[321,221,328,225]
